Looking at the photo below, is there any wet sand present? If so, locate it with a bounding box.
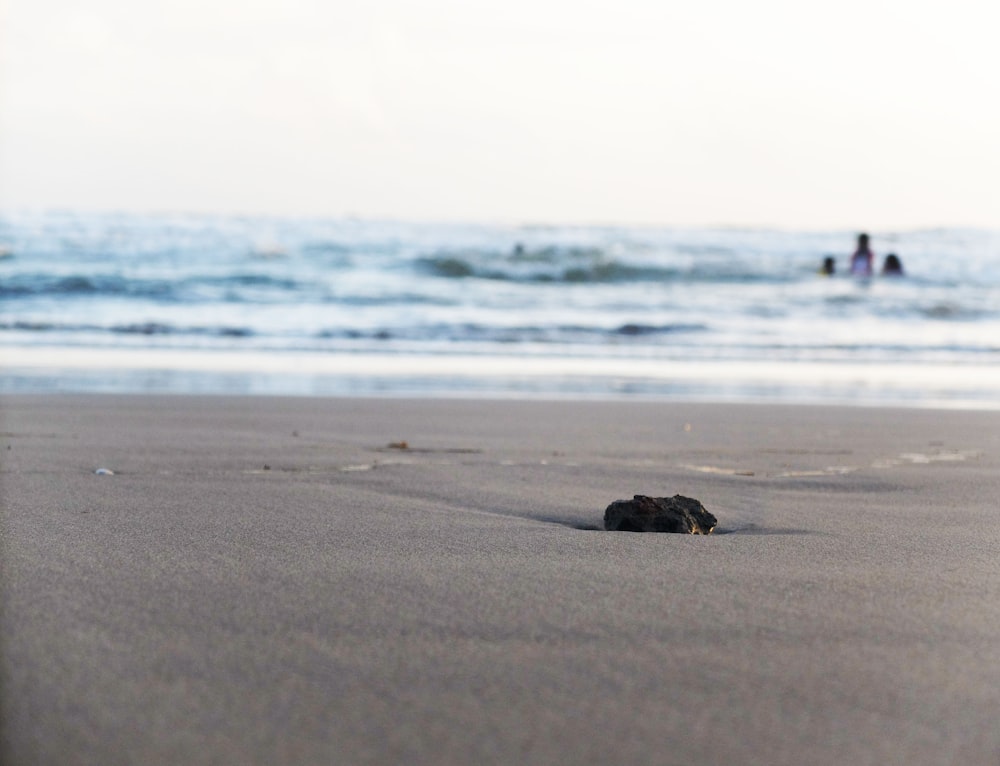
[2,394,998,765]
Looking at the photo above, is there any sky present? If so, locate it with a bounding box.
[1,0,998,229]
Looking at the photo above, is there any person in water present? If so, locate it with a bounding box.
[819,256,836,275]
[881,253,904,276]
[850,233,874,276]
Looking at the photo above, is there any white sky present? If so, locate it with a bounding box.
[1,0,998,228]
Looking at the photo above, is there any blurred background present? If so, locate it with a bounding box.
[2,1,999,405]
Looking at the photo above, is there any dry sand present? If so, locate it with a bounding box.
[2,394,998,765]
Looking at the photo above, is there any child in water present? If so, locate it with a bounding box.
[881,253,904,276]
[850,233,874,276]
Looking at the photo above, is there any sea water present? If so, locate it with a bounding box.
[2,210,999,407]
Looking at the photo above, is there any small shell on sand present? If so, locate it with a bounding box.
[94,468,114,476]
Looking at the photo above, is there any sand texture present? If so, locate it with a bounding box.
[2,395,999,765]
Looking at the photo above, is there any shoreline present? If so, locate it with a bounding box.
[5,345,1000,410]
[3,394,999,764]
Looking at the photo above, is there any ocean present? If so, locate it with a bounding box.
[2,210,999,408]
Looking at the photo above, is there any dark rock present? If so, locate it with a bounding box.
[604,494,717,534]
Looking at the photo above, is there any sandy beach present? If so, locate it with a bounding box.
[2,394,998,765]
